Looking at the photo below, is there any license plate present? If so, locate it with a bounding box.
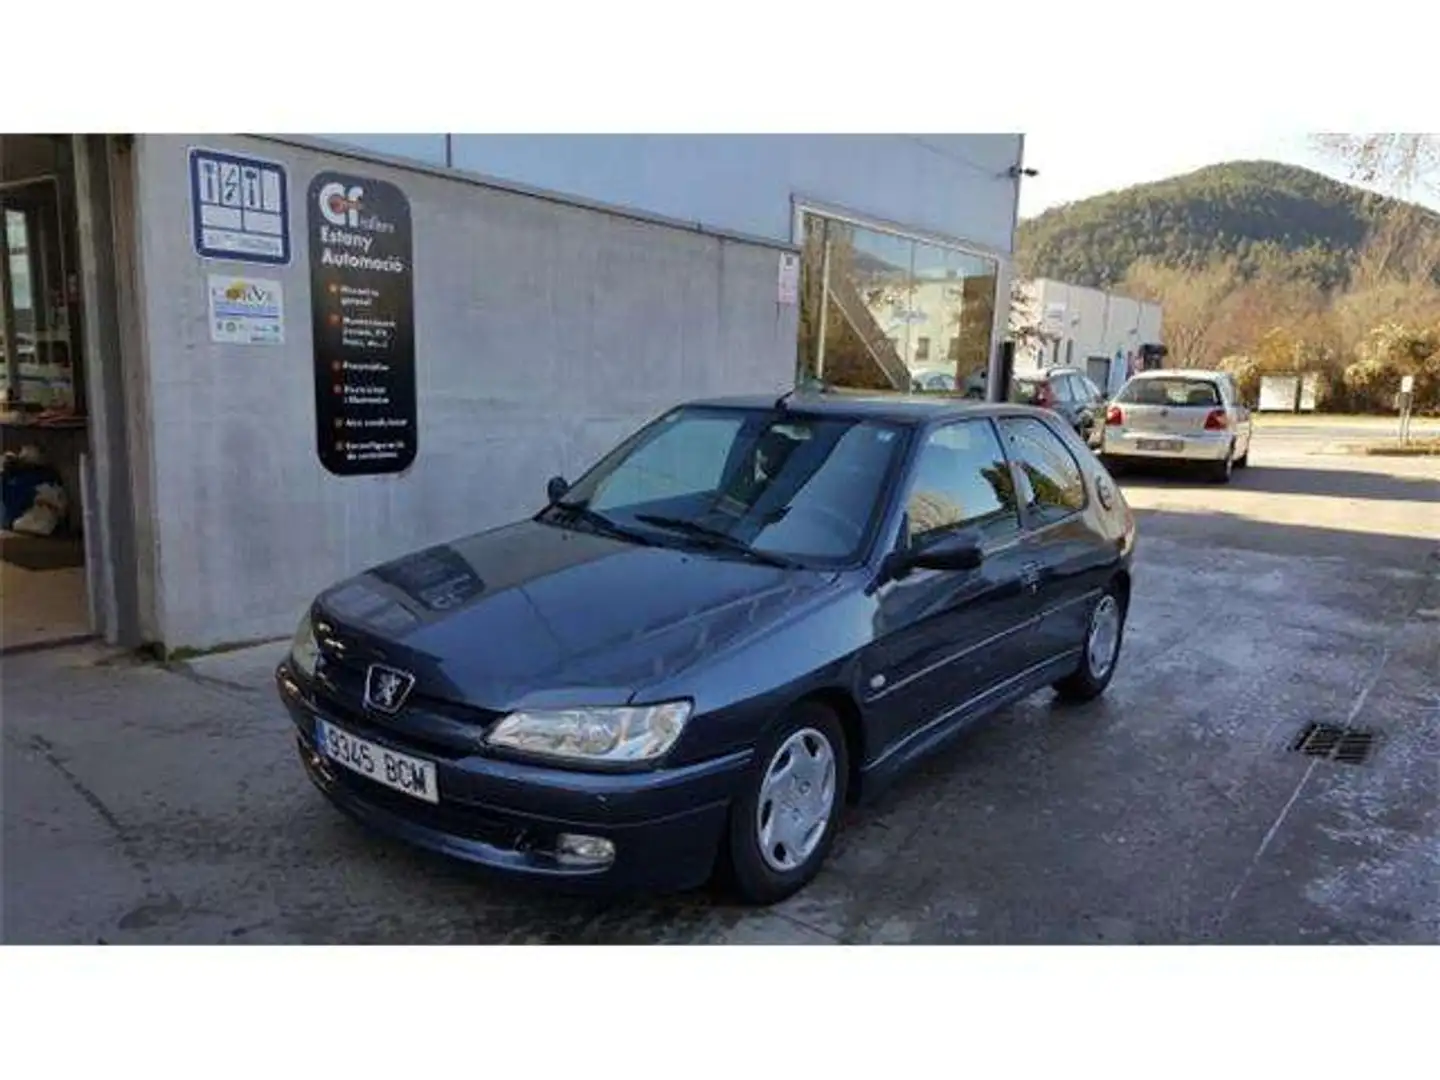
[314,719,439,804]
[1136,438,1182,452]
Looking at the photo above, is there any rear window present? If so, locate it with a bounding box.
[1116,378,1220,408]
[1010,377,1044,404]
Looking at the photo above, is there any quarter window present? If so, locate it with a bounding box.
[999,417,1086,524]
[902,420,1021,545]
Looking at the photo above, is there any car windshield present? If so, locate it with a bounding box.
[548,405,907,566]
[1116,377,1220,408]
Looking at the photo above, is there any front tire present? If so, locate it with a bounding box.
[723,702,849,906]
[1054,582,1127,703]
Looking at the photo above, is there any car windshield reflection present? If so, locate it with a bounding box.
[548,406,907,567]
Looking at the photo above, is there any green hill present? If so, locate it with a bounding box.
[1015,160,1440,291]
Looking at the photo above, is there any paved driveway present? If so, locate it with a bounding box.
[4,430,1437,944]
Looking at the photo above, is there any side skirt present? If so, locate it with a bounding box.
[856,648,1082,804]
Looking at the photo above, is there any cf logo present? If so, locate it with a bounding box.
[319,181,363,227]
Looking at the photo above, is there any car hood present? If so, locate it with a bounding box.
[311,517,835,710]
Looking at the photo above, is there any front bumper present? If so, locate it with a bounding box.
[1101,427,1231,462]
[278,664,749,895]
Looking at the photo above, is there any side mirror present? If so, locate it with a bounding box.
[912,535,984,572]
[546,476,570,504]
[881,531,984,582]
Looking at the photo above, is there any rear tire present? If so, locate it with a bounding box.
[1054,581,1128,704]
[1207,445,1235,484]
[722,701,849,906]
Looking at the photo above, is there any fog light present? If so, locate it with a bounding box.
[556,833,615,867]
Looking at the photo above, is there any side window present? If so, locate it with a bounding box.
[902,420,1021,546]
[999,417,1087,525]
[1052,376,1074,403]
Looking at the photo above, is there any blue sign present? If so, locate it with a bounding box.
[189,147,291,265]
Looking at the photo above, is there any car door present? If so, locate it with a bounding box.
[997,414,1111,667]
[1049,373,1076,428]
[1065,374,1099,440]
[864,418,1036,757]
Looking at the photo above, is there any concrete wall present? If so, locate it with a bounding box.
[310,134,1024,255]
[131,134,798,651]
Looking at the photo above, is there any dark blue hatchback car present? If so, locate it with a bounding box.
[277,392,1136,904]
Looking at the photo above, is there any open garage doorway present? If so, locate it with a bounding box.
[1,136,92,653]
[2,134,145,655]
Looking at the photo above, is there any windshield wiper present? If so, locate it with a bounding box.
[632,514,800,569]
[545,500,658,547]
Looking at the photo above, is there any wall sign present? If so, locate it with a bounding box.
[207,274,284,345]
[308,170,417,476]
[189,147,291,265]
[777,252,800,305]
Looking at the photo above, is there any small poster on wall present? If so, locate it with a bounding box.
[307,170,417,477]
[777,252,800,305]
[207,275,284,345]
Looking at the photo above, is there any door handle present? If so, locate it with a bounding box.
[1019,561,1043,594]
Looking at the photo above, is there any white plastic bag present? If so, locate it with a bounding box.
[11,482,67,537]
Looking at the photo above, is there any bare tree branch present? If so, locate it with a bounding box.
[1311,133,1440,195]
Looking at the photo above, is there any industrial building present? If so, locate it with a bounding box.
[1015,277,1164,396]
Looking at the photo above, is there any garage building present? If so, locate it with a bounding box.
[0,133,1024,655]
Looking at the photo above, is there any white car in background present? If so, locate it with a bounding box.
[1100,369,1254,483]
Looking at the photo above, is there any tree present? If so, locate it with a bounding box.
[1121,257,1239,367]
[1311,134,1440,196]
[1007,278,1056,355]
[1343,321,1440,411]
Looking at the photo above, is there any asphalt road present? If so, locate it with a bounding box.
[3,427,1437,944]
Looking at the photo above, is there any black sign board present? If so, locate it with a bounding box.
[308,170,417,475]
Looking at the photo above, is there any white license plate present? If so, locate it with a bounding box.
[315,719,439,804]
[1136,438,1182,452]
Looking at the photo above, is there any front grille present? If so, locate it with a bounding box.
[309,662,501,762]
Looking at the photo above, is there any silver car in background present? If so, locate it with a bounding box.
[1100,369,1254,483]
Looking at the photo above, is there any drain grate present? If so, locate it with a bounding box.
[1290,723,1377,766]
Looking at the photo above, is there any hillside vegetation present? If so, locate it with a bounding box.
[1013,161,1440,412]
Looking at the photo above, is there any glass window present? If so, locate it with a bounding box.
[999,417,1087,525]
[902,420,1020,545]
[1009,376,1044,405]
[1116,377,1220,408]
[1052,375,1075,403]
[796,211,998,395]
[561,406,906,566]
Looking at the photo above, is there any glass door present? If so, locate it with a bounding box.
[0,178,75,413]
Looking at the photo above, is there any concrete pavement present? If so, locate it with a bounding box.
[3,427,1437,944]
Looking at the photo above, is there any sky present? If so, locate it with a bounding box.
[1017,132,1440,220]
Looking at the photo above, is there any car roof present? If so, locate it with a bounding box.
[679,391,1045,426]
[1130,368,1227,379]
[1016,367,1083,380]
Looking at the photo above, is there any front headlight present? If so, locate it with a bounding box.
[486,701,692,765]
[289,610,320,679]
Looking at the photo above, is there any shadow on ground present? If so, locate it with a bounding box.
[1113,462,1440,502]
